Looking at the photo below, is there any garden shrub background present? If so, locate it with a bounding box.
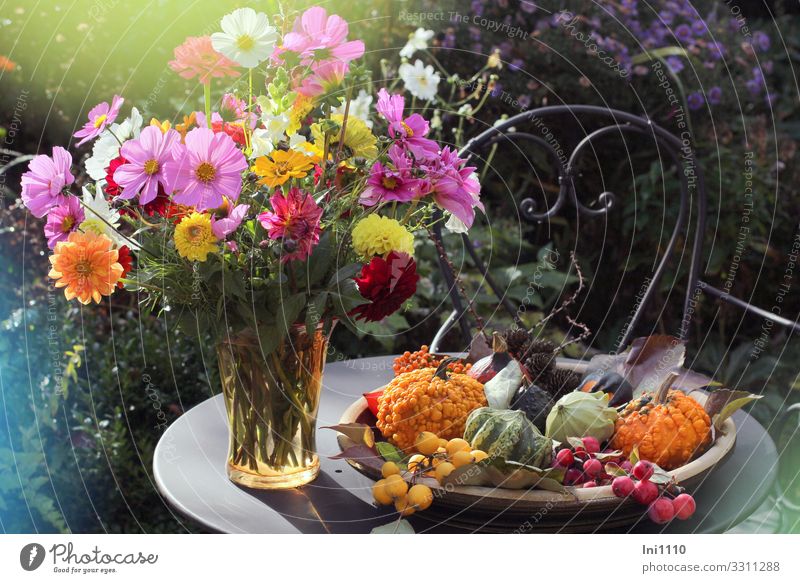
[1,0,799,532]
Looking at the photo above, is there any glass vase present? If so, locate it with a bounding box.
[216,323,332,489]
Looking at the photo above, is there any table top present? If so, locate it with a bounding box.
[153,356,778,533]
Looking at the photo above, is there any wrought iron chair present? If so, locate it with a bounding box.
[430,104,800,353]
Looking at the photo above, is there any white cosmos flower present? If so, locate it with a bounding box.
[211,8,278,69]
[333,90,374,128]
[399,59,440,101]
[400,28,435,59]
[79,184,134,249]
[85,107,143,180]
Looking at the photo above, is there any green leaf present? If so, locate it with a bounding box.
[306,292,328,335]
[631,46,690,65]
[703,388,763,431]
[371,519,414,534]
[327,263,361,287]
[375,442,405,464]
[306,232,333,287]
[277,292,307,336]
[629,445,640,466]
[604,462,628,477]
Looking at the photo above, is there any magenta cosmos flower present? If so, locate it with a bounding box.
[20,146,75,218]
[73,95,124,147]
[44,196,85,249]
[114,126,181,205]
[282,6,364,66]
[211,200,250,239]
[360,145,421,206]
[258,188,323,262]
[421,147,483,228]
[376,88,439,160]
[169,36,240,85]
[165,127,247,211]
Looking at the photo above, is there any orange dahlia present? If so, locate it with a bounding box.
[48,231,124,304]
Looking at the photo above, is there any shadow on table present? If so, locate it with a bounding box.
[236,471,393,533]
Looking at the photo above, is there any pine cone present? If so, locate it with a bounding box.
[543,368,581,399]
[502,329,532,358]
[524,352,557,383]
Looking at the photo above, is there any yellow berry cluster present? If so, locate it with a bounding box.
[372,431,489,517]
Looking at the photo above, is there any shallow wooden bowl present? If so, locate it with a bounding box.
[337,387,736,533]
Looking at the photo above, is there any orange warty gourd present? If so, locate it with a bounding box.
[376,367,487,451]
[611,389,712,470]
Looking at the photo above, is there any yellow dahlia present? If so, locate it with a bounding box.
[287,95,313,136]
[174,212,218,261]
[252,149,318,188]
[311,115,378,160]
[352,215,415,258]
[48,231,124,304]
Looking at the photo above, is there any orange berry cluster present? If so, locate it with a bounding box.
[376,367,487,451]
[393,345,471,376]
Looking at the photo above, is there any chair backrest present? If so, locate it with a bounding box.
[430,104,709,353]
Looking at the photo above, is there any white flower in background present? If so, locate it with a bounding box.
[85,107,143,180]
[211,7,278,69]
[250,112,290,158]
[332,89,374,128]
[458,104,474,117]
[399,59,440,101]
[400,28,435,59]
[78,184,133,248]
[430,109,442,130]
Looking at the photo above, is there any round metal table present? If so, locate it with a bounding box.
[153,356,778,533]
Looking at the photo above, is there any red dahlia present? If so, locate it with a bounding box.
[103,155,127,198]
[116,245,133,289]
[350,252,419,322]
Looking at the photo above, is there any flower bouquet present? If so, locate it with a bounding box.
[19,6,483,489]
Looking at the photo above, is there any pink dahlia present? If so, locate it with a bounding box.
[44,196,85,249]
[20,146,75,218]
[165,127,247,211]
[258,188,323,262]
[211,199,250,239]
[376,88,439,160]
[73,95,124,147]
[114,126,181,205]
[360,145,421,206]
[282,6,364,66]
[421,147,483,228]
[169,36,240,85]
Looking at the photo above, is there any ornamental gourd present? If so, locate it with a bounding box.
[611,382,712,470]
[545,391,618,443]
[463,407,553,468]
[376,361,487,450]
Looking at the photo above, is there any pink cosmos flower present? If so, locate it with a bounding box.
[211,199,250,239]
[73,95,124,147]
[376,88,439,160]
[420,147,483,228]
[360,145,421,206]
[44,196,85,249]
[114,126,181,205]
[169,36,240,85]
[165,127,247,211]
[258,187,323,262]
[294,60,349,97]
[282,6,365,66]
[20,146,75,218]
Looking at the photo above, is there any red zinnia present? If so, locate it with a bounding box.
[350,252,419,322]
[116,245,133,289]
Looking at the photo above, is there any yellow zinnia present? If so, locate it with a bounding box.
[252,149,318,188]
[174,212,218,262]
[287,95,313,136]
[48,231,124,304]
[352,215,415,258]
[311,115,378,160]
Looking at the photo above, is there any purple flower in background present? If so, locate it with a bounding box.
[471,0,484,17]
[707,86,722,105]
[674,24,692,44]
[442,32,456,49]
[21,146,74,217]
[708,41,725,60]
[752,31,770,52]
[666,56,684,74]
[746,79,762,96]
[687,91,704,110]
[73,95,124,147]
[510,58,524,72]
[520,0,537,14]
[659,10,675,25]
[765,92,778,107]
[691,18,706,35]
[44,197,84,249]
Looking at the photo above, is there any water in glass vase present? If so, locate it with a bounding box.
[216,322,332,489]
